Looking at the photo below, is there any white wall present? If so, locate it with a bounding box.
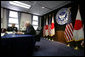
[20,13,31,30]
[1,8,7,29]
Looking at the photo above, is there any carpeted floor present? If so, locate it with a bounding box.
[33,38,84,56]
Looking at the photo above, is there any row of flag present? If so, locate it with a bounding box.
[43,14,55,37]
[43,6,84,42]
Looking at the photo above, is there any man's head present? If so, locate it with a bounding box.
[12,24,15,27]
[25,21,30,27]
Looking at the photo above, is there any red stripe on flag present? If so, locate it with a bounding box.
[69,23,73,40]
[64,32,68,41]
[65,30,70,41]
[66,25,71,41]
[65,26,68,41]
[65,27,70,41]
[67,24,72,40]
[65,23,73,42]
[68,23,73,40]
[66,24,73,41]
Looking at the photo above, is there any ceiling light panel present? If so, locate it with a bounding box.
[9,1,31,9]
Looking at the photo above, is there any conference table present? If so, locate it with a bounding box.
[1,33,36,56]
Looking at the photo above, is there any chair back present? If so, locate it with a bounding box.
[1,28,6,33]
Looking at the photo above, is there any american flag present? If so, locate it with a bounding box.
[64,23,74,42]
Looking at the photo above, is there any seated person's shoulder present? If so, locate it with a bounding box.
[29,25,34,28]
[30,25,33,27]
[14,27,17,28]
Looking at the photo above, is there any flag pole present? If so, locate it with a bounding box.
[74,4,80,50]
[78,4,80,13]
[78,4,80,10]
[68,7,71,10]
[66,7,72,47]
[52,13,55,41]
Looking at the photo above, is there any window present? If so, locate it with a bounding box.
[8,10,19,29]
[32,15,38,30]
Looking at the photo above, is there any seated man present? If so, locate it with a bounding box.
[17,21,36,35]
[17,21,40,51]
[24,21,36,35]
[7,24,18,32]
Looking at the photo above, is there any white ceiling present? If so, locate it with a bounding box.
[1,1,71,16]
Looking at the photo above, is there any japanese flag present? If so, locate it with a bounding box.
[50,15,55,36]
[73,8,84,41]
[45,18,49,36]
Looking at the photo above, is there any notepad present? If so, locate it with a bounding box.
[1,33,5,36]
[6,32,13,34]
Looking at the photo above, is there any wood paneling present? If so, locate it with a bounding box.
[54,30,66,44]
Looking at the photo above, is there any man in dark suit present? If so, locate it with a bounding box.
[24,21,36,35]
[16,21,36,35]
[7,24,18,32]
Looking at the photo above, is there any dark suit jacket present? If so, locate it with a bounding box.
[24,25,36,35]
[7,27,18,32]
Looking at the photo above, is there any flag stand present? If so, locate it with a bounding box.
[74,41,79,50]
[73,4,84,50]
[66,42,71,47]
[52,39,54,41]
[67,44,70,47]
[51,36,54,41]
[74,46,79,50]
